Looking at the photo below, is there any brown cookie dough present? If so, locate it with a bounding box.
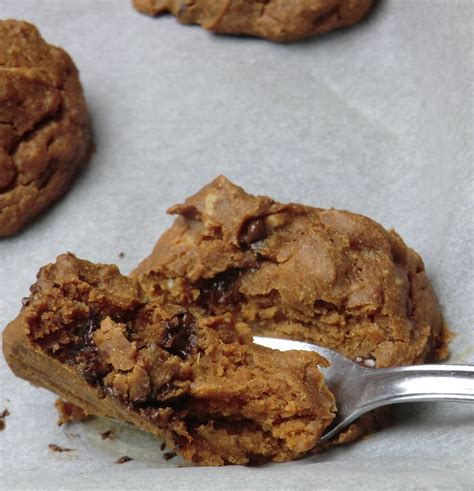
[134,176,449,369]
[0,20,92,236]
[55,399,91,426]
[3,254,335,466]
[133,0,375,42]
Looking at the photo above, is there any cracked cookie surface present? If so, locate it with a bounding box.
[134,176,449,369]
[0,20,92,236]
[133,176,450,446]
[133,0,375,42]
[2,254,335,465]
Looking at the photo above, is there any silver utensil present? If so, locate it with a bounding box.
[254,336,474,442]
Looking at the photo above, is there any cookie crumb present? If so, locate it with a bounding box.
[100,429,117,441]
[48,443,76,452]
[118,252,125,259]
[116,456,132,464]
[160,442,166,451]
[163,451,177,461]
[0,409,10,431]
[55,399,90,425]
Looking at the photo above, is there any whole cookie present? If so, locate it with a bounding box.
[134,176,449,369]
[133,0,375,42]
[0,20,92,236]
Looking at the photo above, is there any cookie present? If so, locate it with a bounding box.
[2,177,451,464]
[133,0,375,42]
[2,254,335,465]
[134,176,449,369]
[0,20,92,236]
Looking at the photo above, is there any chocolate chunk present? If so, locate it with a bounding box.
[160,442,166,451]
[239,218,267,248]
[115,455,132,464]
[163,451,177,461]
[314,300,339,312]
[198,269,243,307]
[160,312,197,358]
[81,316,101,345]
[56,316,111,386]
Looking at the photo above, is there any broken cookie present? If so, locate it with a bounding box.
[134,176,449,369]
[133,0,375,43]
[2,254,335,465]
[0,20,92,236]
[131,176,450,447]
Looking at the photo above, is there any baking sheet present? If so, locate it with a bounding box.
[0,0,473,489]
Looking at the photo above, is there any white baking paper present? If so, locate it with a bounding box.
[0,0,473,489]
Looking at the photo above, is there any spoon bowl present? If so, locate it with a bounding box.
[254,336,474,441]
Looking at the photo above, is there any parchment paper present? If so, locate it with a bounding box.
[0,0,473,489]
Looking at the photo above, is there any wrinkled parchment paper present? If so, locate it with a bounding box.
[0,0,472,489]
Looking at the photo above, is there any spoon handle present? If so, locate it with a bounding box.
[361,364,474,405]
[320,364,474,442]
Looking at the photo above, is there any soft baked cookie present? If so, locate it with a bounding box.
[134,176,449,369]
[3,254,335,465]
[0,20,92,236]
[2,177,451,463]
[133,0,375,43]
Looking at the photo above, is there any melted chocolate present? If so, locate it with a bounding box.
[239,217,267,248]
[198,269,243,307]
[160,312,197,359]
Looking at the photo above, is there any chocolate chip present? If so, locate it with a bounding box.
[239,218,267,248]
[160,442,166,451]
[78,348,110,385]
[82,316,100,345]
[163,451,177,461]
[55,316,109,385]
[21,297,30,307]
[181,312,194,330]
[314,300,338,312]
[160,312,197,359]
[198,269,243,307]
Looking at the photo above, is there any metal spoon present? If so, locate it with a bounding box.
[254,336,474,442]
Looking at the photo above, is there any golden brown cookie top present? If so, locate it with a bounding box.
[0,20,91,236]
[133,0,375,42]
[134,176,448,367]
